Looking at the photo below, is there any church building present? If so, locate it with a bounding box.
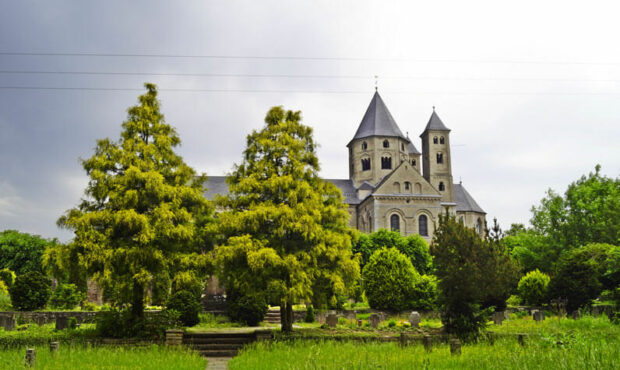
[205,91,486,241]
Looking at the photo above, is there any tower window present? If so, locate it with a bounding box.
[433,136,438,144]
[381,156,392,169]
[440,136,445,144]
[362,141,368,150]
[411,159,416,166]
[383,140,390,148]
[401,143,405,151]
[476,218,483,235]
[419,215,428,236]
[436,152,443,164]
[390,214,400,232]
[439,182,445,191]
[361,158,371,171]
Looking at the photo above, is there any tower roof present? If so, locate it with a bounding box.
[407,136,421,154]
[421,108,450,136]
[348,91,407,146]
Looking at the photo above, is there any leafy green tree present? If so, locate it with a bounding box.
[352,229,432,274]
[43,242,88,293]
[9,271,52,311]
[504,229,556,273]
[215,106,360,332]
[58,83,215,321]
[166,290,201,327]
[0,230,56,275]
[431,214,518,340]
[517,269,550,306]
[50,283,85,309]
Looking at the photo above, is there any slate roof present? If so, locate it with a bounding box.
[422,109,450,134]
[348,91,408,146]
[203,176,362,205]
[454,183,486,213]
[407,140,421,155]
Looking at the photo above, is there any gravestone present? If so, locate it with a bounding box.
[492,312,504,325]
[571,310,581,320]
[25,348,36,367]
[450,339,461,355]
[503,311,510,320]
[369,313,381,328]
[408,311,421,328]
[518,333,526,346]
[326,314,338,328]
[423,334,432,352]
[357,319,362,327]
[55,316,68,331]
[0,315,16,331]
[49,342,59,354]
[533,311,545,322]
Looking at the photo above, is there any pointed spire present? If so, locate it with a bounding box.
[421,107,450,135]
[348,91,408,146]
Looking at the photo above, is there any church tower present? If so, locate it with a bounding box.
[420,108,454,203]
[347,91,410,186]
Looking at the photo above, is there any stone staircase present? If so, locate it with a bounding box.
[263,309,281,324]
[183,332,257,357]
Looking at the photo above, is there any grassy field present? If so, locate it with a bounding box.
[230,315,619,369]
[0,344,206,369]
[0,323,97,348]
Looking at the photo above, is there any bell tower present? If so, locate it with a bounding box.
[420,108,454,203]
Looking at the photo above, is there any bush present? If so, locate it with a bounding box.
[96,308,180,338]
[0,280,7,295]
[517,269,550,306]
[82,302,98,311]
[227,291,268,326]
[68,316,78,330]
[410,274,438,310]
[363,247,419,312]
[506,294,521,307]
[171,272,203,300]
[353,230,432,274]
[0,268,15,288]
[9,271,51,311]
[0,292,11,310]
[50,283,85,309]
[304,305,315,323]
[166,290,202,327]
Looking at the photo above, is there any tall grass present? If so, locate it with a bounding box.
[0,323,97,348]
[0,344,206,369]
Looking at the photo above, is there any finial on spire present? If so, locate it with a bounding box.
[459,176,462,185]
[433,106,436,111]
[406,131,409,137]
[374,75,378,91]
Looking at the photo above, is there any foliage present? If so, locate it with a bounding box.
[548,243,619,311]
[68,316,78,330]
[304,305,315,323]
[362,247,419,312]
[215,106,360,332]
[57,84,215,321]
[226,290,268,327]
[171,271,203,300]
[517,269,550,306]
[0,268,15,288]
[506,295,521,307]
[96,308,180,339]
[0,291,11,310]
[0,230,55,275]
[0,345,206,369]
[9,271,52,311]
[409,274,438,311]
[42,242,88,293]
[0,280,7,295]
[431,214,506,340]
[353,229,432,274]
[504,228,556,274]
[49,283,86,309]
[165,290,201,327]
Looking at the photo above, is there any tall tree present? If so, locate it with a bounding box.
[58,83,214,320]
[215,106,360,332]
[0,230,54,275]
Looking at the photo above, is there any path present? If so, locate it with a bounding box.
[206,357,231,370]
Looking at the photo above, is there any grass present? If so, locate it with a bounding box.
[231,315,619,369]
[0,323,97,348]
[0,344,206,369]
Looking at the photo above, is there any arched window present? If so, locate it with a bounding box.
[383,140,390,148]
[415,183,422,193]
[362,141,368,150]
[476,218,483,235]
[393,182,400,193]
[439,182,445,191]
[440,136,445,144]
[433,136,438,144]
[381,156,392,169]
[369,216,372,232]
[404,181,411,191]
[436,152,443,164]
[401,143,405,151]
[361,158,371,171]
[419,215,428,236]
[390,214,400,232]
[411,159,416,166]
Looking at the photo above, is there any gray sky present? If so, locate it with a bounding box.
[1,0,619,242]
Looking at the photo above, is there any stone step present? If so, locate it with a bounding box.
[199,349,238,357]
[184,337,254,345]
[184,332,255,339]
[189,343,245,350]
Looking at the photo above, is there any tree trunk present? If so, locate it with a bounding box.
[131,280,145,320]
[280,300,294,332]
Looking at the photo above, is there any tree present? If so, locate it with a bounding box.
[9,271,51,311]
[58,83,215,321]
[431,214,518,340]
[517,269,550,306]
[0,230,55,275]
[215,106,360,332]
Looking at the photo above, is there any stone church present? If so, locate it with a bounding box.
[205,91,486,241]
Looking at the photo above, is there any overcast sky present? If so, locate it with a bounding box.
[1,1,619,242]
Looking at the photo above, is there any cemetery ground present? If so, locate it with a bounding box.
[0,310,617,369]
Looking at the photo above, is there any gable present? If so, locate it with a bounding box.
[373,162,439,196]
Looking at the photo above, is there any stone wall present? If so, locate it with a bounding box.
[0,311,99,325]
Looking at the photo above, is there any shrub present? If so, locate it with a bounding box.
[506,294,521,307]
[304,306,315,323]
[363,247,419,312]
[166,290,202,327]
[0,280,8,295]
[0,292,11,310]
[410,274,438,311]
[96,308,180,338]
[50,283,85,309]
[0,268,15,288]
[68,316,78,329]
[517,269,550,306]
[9,271,51,311]
[171,272,203,299]
[353,230,432,274]
[227,291,268,326]
[82,302,98,311]
[388,319,396,327]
